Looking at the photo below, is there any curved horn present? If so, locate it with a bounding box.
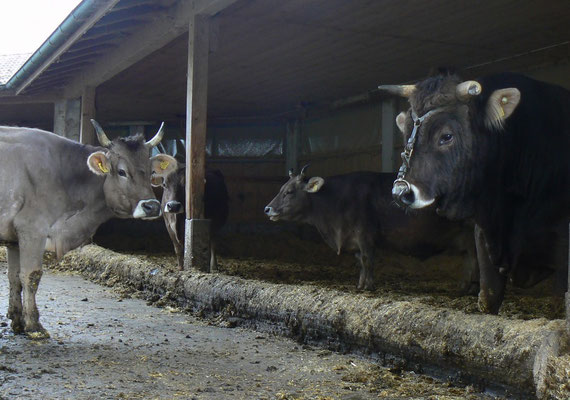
[300,164,310,178]
[90,119,112,147]
[288,168,295,178]
[456,80,482,101]
[145,122,165,148]
[377,84,416,98]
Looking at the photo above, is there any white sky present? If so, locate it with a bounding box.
[0,0,83,55]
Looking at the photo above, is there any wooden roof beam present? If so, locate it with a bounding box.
[64,0,239,98]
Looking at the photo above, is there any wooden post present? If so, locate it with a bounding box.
[80,86,96,145]
[381,99,397,172]
[54,100,66,136]
[184,14,211,271]
[54,98,81,141]
[285,118,301,175]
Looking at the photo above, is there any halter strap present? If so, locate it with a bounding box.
[394,108,444,190]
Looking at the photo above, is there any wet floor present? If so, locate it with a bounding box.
[0,262,506,399]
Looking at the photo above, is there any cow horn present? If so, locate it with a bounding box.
[145,122,165,148]
[456,81,482,101]
[90,119,112,147]
[300,164,310,178]
[377,84,416,98]
[288,168,295,178]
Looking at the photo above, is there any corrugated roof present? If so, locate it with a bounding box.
[0,53,32,85]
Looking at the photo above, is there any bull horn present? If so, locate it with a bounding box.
[456,80,482,101]
[145,122,165,148]
[90,119,112,147]
[288,168,295,178]
[377,84,416,98]
[300,164,310,178]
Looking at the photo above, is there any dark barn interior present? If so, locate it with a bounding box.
[0,0,569,395]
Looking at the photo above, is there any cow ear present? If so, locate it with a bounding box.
[151,154,177,178]
[395,111,407,134]
[304,177,324,193]
[485,88,521,130]
[87,151,111,176]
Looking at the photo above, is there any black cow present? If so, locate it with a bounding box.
[264,166,477,291]
[380,72,569,313]
[152,160,229,271]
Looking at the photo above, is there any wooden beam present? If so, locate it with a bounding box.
[184,14,210,271]
[79,86,97,145]
[0,93,61,104]
[15,0,120,96]
[64,0,194,99]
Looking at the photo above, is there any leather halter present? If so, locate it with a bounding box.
[393,108,443,191]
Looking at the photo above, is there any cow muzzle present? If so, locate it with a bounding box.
[165,201,183,214]
[392,180,435,209]
[264,206,280,221]
[133,199,162,219]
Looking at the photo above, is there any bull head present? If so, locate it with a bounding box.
[90,119,165,148]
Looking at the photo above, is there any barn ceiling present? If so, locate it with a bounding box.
[4,0,570,122]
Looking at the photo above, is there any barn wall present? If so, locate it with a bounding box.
[204,100,408,228]
[207,122,287,226]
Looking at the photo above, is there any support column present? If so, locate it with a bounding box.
[285,118,301,175]
[381,99,397,172]
[53,99,81,141]
[184,14,211,271]
[79,86,96,145]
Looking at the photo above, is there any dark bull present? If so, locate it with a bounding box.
[380,72,569,314]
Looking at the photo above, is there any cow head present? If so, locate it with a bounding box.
[379,74,521,219]
[150,158,184,215]
[87,120,173,220]
[264,165,325,222]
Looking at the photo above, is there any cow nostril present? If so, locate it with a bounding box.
[264,206,271,215]
[142,200,160,215]
[400,191,415,206]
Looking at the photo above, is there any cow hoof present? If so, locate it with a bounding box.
[25,323,50,339]
[477,297,500,315]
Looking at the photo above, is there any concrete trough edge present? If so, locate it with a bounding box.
[53,245,567,396]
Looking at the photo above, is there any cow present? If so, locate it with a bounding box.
[0,121,172,337]
[379,71,569,314]
[151,160,229,271]
[264,166,477,292]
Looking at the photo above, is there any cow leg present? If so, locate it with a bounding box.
[458,229,479,296]
[19,236,49,338]
[209,239,218,273]
[475,225,506,314]
[6,246,24,334]
[356,246,375,291]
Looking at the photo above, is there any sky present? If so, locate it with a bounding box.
[0,0,83,55]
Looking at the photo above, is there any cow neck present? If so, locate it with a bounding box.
[305,189,341,252]
[393,107,445,191]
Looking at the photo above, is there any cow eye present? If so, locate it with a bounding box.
[118,169,127,177]
[285,189,294,195]
[439,133,453,145]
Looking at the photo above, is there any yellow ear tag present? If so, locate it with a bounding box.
[98,162,109,174]
[160,160,170,170]
[498,106,505,118]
